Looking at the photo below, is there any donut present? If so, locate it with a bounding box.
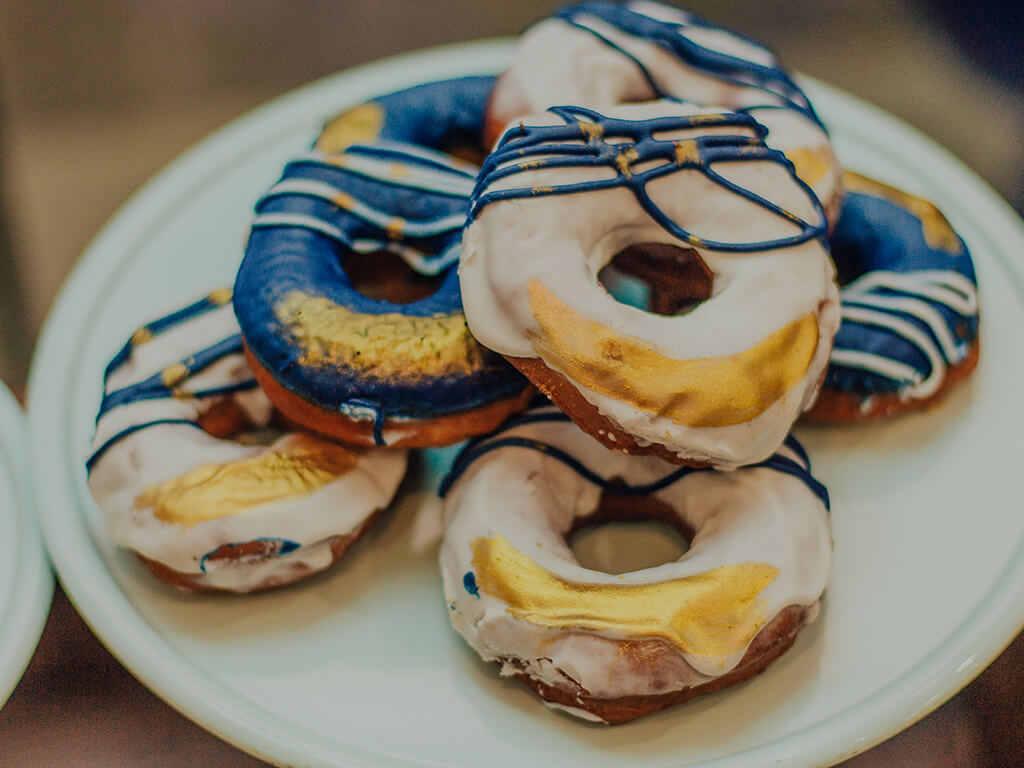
[87,290,408,593]
[234,139,533,448]
[440,405,831,724]
[486,0,841,217]
[316,75,495,162]
[806,172,980,421]
[460,101,840,469]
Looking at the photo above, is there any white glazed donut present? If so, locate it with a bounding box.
[87,290,408,593]
[486,0,841,212]
[439,405,831,724]
[461,101,840,468]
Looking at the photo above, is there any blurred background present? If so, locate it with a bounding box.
[0,1,1021,766]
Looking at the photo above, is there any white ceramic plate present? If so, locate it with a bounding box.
[27,41,1024,768]
[0,381,53,708]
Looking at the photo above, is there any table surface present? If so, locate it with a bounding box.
[0,586,1020,767]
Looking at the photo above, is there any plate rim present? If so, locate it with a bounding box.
[26,38,1024,767]
[0,381,54,709]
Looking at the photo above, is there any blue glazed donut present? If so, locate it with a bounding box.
[235,91,533,447]
[808,172,980,420]
[315,75,496,157]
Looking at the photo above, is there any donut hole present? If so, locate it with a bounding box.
[598,242,713,316]
[344,250,443,304]
[568,491,693,575]
[197,398,286,445]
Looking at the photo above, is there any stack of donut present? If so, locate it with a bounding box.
[86,1,980,724]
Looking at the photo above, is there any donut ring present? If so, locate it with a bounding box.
[235,139,533,448]
[460,101,840,468]
[440,405,831,724]
[88,291,408,593]
[486,0,841,216]
[807,172,980,421]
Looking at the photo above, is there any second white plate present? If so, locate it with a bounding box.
[0,381,53,709]
[28,41,1024,768]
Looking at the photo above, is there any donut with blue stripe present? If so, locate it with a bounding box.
[487,0,841,218]
[235,81,533,448]
[440,404,831,723]
[87,290,408,593]
[807,172,980,421]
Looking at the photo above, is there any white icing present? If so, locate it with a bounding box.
[460,101,840,468]
[88,299,408,593]
[490,1,840,205]
[440,407,831,705]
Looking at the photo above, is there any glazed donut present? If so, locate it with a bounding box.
[486,0,841,216]
[316,75,494,161]
[460,101,840,468]
[88,290,408,593]
[440,405,831,724]
[234,139,533,448]
[807,172,980,421]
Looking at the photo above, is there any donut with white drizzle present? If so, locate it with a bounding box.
[440,405,831,724]
[88,290,408,593]
[486,0,841,217]
[460,100,840,468]
[807,172,980,420]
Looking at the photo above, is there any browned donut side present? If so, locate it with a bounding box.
[137,508,385,594]
[505,356,710,467]
[512,605,809,724]
[804,339,980,423]
[245,346,535,449]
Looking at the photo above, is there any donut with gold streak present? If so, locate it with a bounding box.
[460,101,840,468]
[87,291,407,593]
[439,405,832,724]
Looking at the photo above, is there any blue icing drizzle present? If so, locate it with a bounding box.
[439,409,830,511]
[87,419,203,474]
[470,105,826,253]
[199,537,302,573]
[235,79,529,436]
[103,290,233,381]
[463,571,480,597]
[827,187,979,397]
[553,1,822,126]
[97,334,250,419]
[89,296,257,474]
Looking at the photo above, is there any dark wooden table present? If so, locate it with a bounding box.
[1,586,1020,767]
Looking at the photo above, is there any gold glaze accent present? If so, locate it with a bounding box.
[135,433,359,526]
[615,148,639,176]
[386,217,405,240]
[527,280,818,427]
[674,139,701,165]
[471,535,778,658]
[579,121,604,141]
[843,171,963,254]
[315,103,384,153]
[208,288,233,305]
[275,290,483,378]
[131,328,153,346]
[332,192,356,211]
[783,148,832,188]
[161,363,189,388]
[531,186,555,196]
[388,162,409,178]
